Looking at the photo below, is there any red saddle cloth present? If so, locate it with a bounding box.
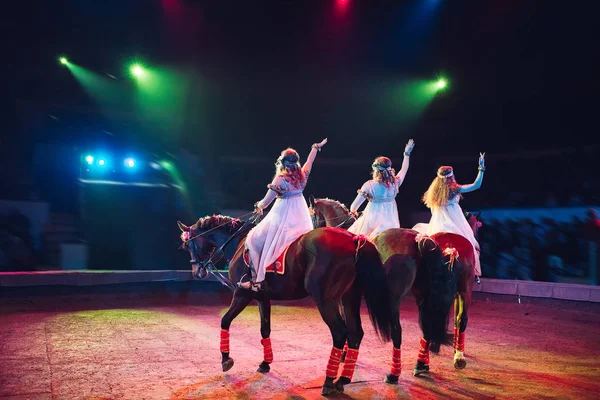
[243,246,288,275]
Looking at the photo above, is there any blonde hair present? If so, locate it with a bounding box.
[422,166,461,208]
[275,148,305,187]
[371,156,396,187]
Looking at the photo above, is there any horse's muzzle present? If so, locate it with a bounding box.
[193,266,208,280]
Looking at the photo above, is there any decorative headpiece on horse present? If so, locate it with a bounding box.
[437,166,454,179]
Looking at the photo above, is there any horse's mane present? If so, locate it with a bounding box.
[315,198,351,216]
[193,215,243,234]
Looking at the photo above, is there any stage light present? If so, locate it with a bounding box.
[150,162,161,170]
[435,77,448,90]
[124,158,135,168]
[335,0,349,12]
[98,159,106,166]
[130,63,146,78]
[85,155,94,165]
[59,57,68,65]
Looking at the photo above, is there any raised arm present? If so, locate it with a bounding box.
[255,176,287,212]
[459,152,486,193]
[302,138,327,176]
[395,139,414,185]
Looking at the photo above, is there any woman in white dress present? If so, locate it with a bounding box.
[413,153,486,283]
[240,139,328,291]
[347,139,415,240]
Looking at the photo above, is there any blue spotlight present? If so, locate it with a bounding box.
[124,158,135,168]
[85,155,94,165]
[98,159,106,166]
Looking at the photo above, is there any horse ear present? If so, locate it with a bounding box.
[177,221,190,232]
[309,195,316,207]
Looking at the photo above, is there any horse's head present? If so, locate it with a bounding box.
[178,215,243,280]
[311,197,354,229]
[309,195,326,228]
[464,210,483,238]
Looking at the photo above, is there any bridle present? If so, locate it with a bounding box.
[310,204,357,229]
[185,213,259,292]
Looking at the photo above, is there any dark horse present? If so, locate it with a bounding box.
[178,215,399,395]
[310,197,478,378]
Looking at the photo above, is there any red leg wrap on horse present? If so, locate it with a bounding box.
[325,347,343,379]
[417,338,430,365]
[454,327,458,349]
[456,330,465,352]
[390,347,402,376]
[220,329,230,353]
[340,348,359,380]
[261,338,273,363]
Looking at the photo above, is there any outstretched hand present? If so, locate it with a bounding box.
[317,138,328,148]
[479,152,486,167]
[405,139,415,154]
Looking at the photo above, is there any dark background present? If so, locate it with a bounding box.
[2,1,597,161]
[0,1,598,276]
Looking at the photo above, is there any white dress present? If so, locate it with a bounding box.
[348,180,401,240]
[246,176,313,283]
[413,195,481,276]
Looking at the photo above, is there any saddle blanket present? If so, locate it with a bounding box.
[243,245,289,275]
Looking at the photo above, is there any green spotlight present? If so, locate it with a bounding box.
[59,57,68,65]
[130,63,146,78]
[435,77,448,90]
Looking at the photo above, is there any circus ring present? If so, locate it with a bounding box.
[1,271,599,399]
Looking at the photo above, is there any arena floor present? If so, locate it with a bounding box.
[1,292,599,399]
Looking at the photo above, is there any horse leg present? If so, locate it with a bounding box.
[385,308,402,384]
[335,286,364,392]
[256,298,273,373]
[339,304,348,363]
[316,300,348,396]
[453,293,468,369]
[413,295,430,377]
[220,288,254,372]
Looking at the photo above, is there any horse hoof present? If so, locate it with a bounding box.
[321,384,339,396]
[222,358,234,372]
[384,373,399,384]
[454,358,467,369]
[334,377,350,392]
[430,342,441,354]
[413,362,430,377]
[257,361,270,373]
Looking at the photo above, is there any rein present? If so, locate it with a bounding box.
[182,211,255,245]
[186,212,259,292]
[311,206,358,229]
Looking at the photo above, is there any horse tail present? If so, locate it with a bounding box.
[354,236,393,343]
[417,237,457,346]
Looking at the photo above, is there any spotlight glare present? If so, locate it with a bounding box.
[130,63,146,78]
[150,162,161,170]
[124,158,135,168]
[85,155,94,165]
[59,57,68,65]
[98,159,106,166]
[436,78,448,90]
